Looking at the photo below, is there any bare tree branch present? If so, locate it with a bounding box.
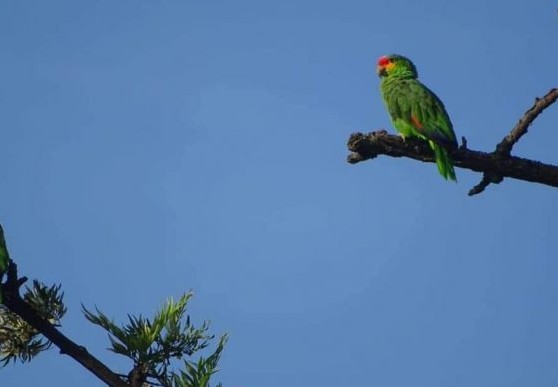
[1,261,129,387]
[347,131,558,194]
[496,88,558,156]
[347,87,558,196]
[463,87,558,194]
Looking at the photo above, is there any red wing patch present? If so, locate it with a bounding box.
[410,115,424,129]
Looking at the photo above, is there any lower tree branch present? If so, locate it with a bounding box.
[347,131,558,194]
[1,261,129,387]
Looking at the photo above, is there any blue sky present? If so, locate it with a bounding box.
[1,1,558,386]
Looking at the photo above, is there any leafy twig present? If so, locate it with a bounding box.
[1,261,129,387]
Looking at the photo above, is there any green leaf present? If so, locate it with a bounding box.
[82,292,226,386]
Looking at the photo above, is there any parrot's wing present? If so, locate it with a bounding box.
[408,81,458,150]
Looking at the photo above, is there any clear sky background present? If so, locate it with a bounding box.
[1,1,558,386]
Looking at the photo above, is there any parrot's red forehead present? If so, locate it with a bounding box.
[378,56,391,66]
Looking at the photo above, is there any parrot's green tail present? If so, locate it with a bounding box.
[429,141,457,181]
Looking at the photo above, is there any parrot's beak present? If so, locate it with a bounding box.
[377,65,386,77]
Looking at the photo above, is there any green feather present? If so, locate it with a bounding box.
[0,225,9,304]
[378,54,458,181]
[0,225,8,274]
[430,140,456,181]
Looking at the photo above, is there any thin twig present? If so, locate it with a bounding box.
[496,88,558,156]
[468,176,492,196]
[467,87,558,194]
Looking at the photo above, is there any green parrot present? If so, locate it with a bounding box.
[0,225,9,303]
[377,54,458,181]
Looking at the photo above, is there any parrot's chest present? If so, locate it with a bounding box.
[381,80,414,120]
[380,79,421,137]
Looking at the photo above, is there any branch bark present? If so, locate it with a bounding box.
[347,131,558,194]
[1,261,130,387]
